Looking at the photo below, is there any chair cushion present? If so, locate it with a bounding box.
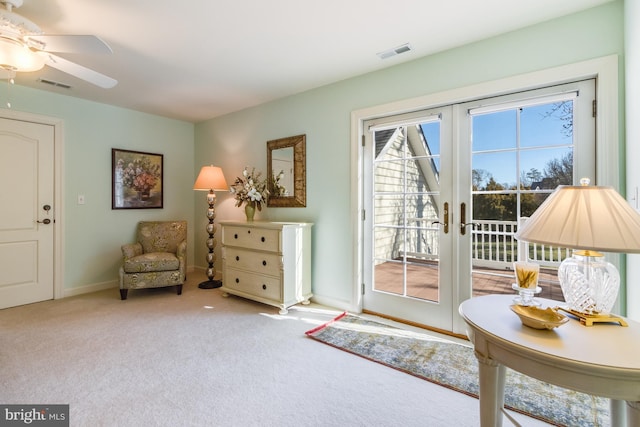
[123,252,180,273]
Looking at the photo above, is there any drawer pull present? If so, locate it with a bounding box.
[234,233,238,239]
[262,260,267,266]
[236,256,240,261]
[235,278,240,283]
[261,236,266,242]
[262,284,267,290]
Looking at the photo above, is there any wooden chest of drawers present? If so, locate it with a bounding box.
[220,221,312,314]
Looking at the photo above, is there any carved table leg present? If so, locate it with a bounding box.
[475,350,506,427]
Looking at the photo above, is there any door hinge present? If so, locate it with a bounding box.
[592,99,597,118]
[361,134,365,147]
[362,283,365,295]
[362,209,366,221]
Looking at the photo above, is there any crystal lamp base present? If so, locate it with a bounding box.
[558,251,619,315]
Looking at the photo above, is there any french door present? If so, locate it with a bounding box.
[361,80,595,333]
[362,107,457,331]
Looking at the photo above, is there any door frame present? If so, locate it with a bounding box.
[1,109,64,301]
[350,55,619,335]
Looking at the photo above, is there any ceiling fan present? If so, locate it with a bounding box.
[0,0,117,88]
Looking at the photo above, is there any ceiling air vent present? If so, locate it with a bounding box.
[377,43,412,60]
[38,78,72,89]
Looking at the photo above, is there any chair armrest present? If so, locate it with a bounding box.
[176,240,187,258]
[177,240,187,272]
[121,242,142,260]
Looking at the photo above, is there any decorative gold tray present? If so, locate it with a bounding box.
[510,305,569,330]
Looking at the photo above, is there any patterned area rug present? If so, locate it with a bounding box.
[305,312,609,427]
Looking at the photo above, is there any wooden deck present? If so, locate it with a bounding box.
[374,261,565,303]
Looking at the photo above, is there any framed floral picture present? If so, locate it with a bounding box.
[112,148,163,209]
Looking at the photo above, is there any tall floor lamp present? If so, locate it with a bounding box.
[193,165,228,289]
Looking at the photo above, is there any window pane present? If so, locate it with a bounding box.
[473,193,517,221]
[420,122,441,156]
[519,191,551,217]
[406,261,439,302]
[374,258,404,296]
[472,110,516,151]
[520,147,573,189]
[374,194,403,227]
[472,151,517,189]
[521,101,573,148]
[374,160,404,193]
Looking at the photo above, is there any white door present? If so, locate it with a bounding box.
[0,118,55,309]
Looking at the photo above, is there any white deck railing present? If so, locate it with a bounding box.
[471,219,571,270]
[393,218,570,270]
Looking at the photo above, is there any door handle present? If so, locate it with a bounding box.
[37,219,52,224]
[460,202,476,235]
[433,202,449,234]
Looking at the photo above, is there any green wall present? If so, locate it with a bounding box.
[4,86,194,292]
[194,1,624,308]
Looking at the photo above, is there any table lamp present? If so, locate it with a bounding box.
[193,165,228,289]
[515,178,640,325]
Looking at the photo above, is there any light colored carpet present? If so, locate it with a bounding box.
[0,272,551,426]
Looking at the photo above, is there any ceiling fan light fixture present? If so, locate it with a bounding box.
[0,37,43,71]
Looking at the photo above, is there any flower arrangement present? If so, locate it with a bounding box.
[230,167,270,210]
[271,170,289,196]
[117,156,161,193]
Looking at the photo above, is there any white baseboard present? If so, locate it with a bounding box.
[62,265,198,298]
[310,294,357,313]
[63,280,118,298]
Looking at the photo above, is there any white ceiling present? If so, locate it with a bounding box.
[10,0,613,123]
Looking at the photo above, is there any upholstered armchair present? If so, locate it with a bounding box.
[119,221,187,300]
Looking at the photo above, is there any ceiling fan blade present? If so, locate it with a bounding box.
[39,53,117,89]
[27,35,113,54]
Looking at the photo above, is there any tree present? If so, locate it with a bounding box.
[472,169,490,189]
[541,100,573,138]
[473,177,511,220]
[523,168,542,188]
[543,151,573,186]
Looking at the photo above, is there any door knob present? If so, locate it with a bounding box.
[37,219,51,224]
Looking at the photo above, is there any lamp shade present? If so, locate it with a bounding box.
[515,183,640,253]
[193,165,228,191]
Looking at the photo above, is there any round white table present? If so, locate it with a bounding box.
[459,295,640,427]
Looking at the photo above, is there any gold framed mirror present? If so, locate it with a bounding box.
[267,134,306,207]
